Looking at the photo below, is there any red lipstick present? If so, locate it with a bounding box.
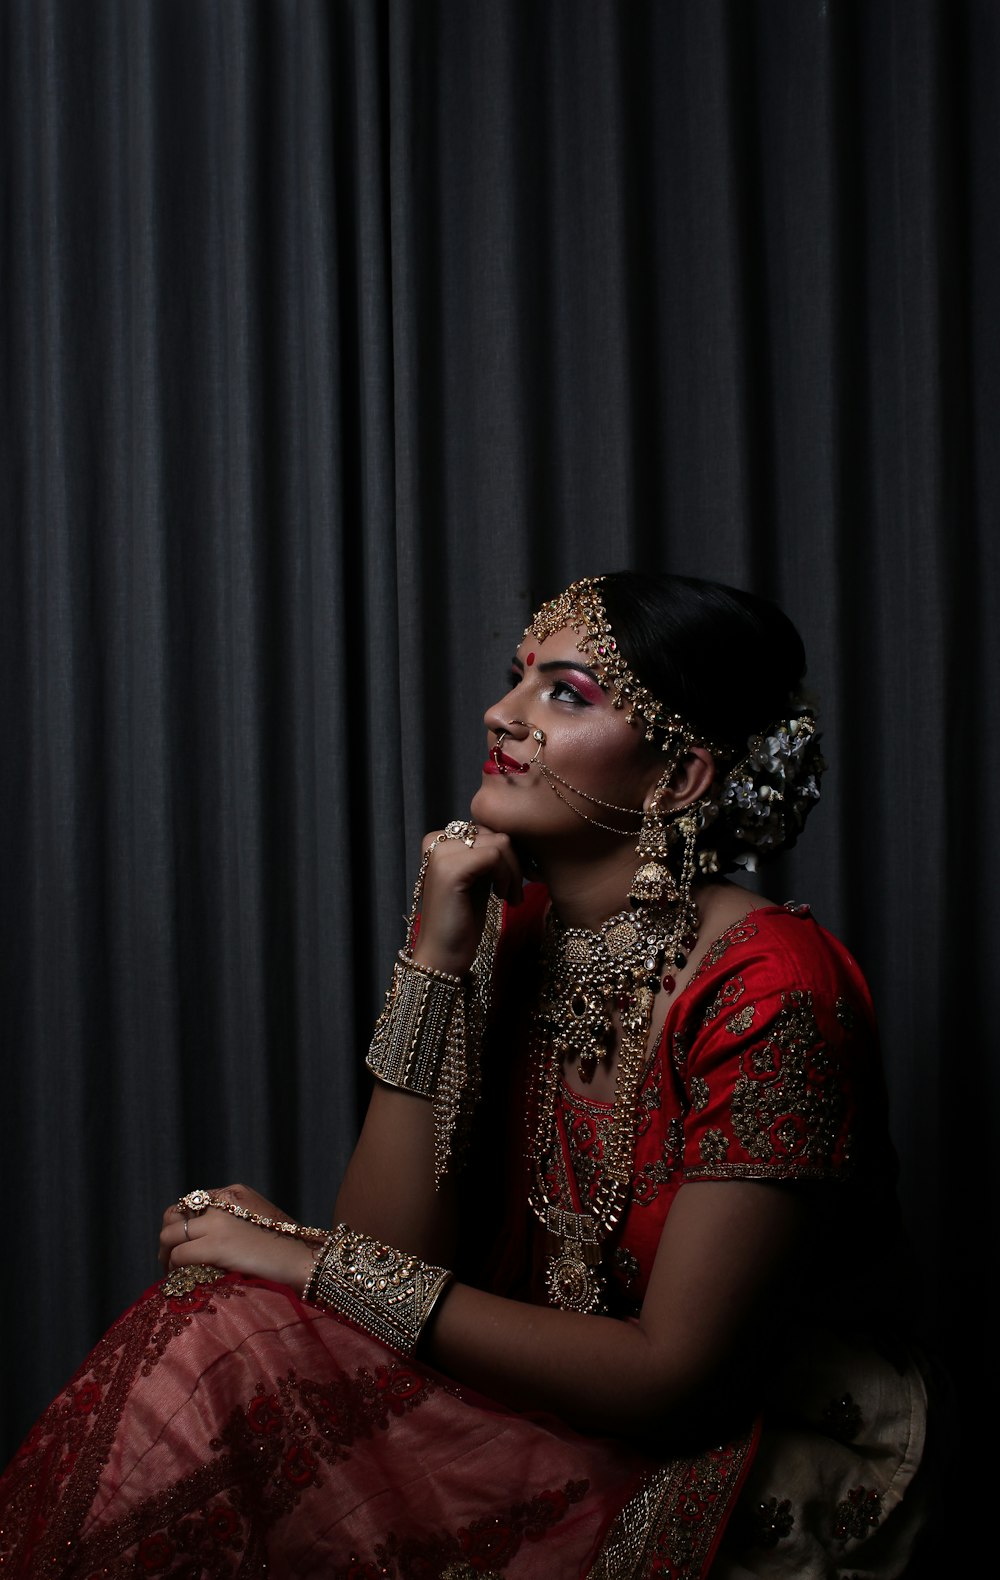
[488,747,531,775]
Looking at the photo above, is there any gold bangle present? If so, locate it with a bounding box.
[365,951,462,1097]
[304,1223,452,1356]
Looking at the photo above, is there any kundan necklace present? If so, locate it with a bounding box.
[527,891,699,1314]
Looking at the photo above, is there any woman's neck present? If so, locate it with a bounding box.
[533,846,648,930]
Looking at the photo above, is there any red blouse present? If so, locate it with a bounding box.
[479,887,901,1327]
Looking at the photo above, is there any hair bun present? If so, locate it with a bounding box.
[701,709,826,871]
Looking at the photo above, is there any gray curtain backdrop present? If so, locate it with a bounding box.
[1,0,993,1505]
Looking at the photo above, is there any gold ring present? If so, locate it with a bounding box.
[444,820,478,846]
[177,1189,213,1215]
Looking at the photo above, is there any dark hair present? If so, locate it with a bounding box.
[598,571,807,752]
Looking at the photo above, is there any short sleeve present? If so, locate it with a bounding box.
[678,918,870,1183]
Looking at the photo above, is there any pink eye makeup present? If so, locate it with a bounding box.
[552,669,605,705]
[508,652,608,707]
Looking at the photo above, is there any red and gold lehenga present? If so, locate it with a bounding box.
[0,895,928,1578]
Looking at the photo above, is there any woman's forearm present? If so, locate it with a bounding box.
[333,1083,460,1264]
[424,1180,804,1439]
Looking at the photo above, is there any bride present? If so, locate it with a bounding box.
[0,573,928,1577]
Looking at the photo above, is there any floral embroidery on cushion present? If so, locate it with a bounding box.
[752,1496,795,1548]
[832,1486,882,1542]
[822,1392,863,1442]
[730,990,846,1167]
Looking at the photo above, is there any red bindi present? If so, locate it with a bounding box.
[526,652,535,665]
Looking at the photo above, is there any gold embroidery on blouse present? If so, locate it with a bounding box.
[835,994,858,1032]
[726,1003,756,1035]
[688,1075,710,1113]
[635,1058,663,1139]
[702,973,746,1026]
[730,990,845,1167]
[699,1127,729,1166]
[613,1245,640,1287]
[698,916,761,973]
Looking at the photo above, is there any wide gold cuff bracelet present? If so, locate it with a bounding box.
[303,1223,452,1356]
[365,950,462,1098]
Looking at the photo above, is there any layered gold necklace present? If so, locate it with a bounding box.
[527,896,697,1314]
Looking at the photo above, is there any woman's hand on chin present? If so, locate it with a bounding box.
[158,1184,316,1292]
[413,823,524,977]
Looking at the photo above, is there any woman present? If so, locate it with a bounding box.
[0,574,927,1578]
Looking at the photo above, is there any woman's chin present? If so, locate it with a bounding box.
[471,779,528,834]
[470,781,501,825]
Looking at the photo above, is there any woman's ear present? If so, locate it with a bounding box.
[643,747,716,812]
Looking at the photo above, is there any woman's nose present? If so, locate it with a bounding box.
[483,696,530,738]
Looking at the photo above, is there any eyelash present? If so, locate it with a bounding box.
[549,679,586,705]
[507,672,587,706]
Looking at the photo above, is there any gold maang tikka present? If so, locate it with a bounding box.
[526,576,728,756]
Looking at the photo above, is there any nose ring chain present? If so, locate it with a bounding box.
[491,723,546,774]
[490,722,644,838]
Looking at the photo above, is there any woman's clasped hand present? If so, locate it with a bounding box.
[158,1184,316,1290]
[412,823,526,977]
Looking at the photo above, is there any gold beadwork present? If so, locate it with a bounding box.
[526,576,728,755]
[304,1223,452,1357]
[161,1264,227,1297]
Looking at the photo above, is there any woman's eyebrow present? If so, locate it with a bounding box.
[536,659,603,682]
[511,654,604,684]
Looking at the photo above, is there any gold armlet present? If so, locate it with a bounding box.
[302,1223,452,1356]
[366,951,462,1097]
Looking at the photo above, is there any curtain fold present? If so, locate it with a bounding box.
[0,1,991,1510]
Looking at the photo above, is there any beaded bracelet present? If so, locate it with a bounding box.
[302,1223,452,1356]
[176,1190,328,1244]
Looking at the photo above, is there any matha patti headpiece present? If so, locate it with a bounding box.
[526,576,729,759]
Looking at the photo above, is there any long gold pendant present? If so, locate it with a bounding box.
[544,1238,604,1313]
[540,1206,607,1314]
